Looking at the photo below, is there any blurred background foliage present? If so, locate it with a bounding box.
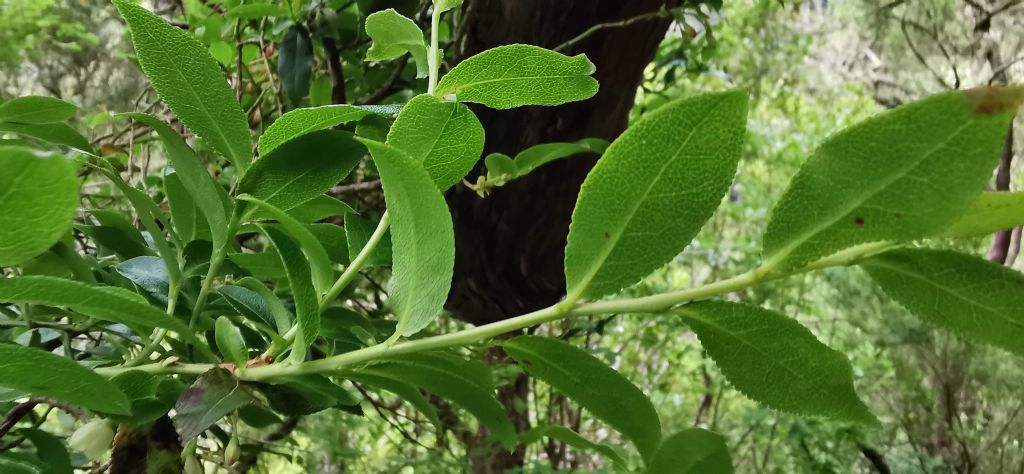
[2,0,1023,472]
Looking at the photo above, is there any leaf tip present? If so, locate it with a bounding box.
[963,84,1024,116]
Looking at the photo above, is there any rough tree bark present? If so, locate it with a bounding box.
[444,1,676,471]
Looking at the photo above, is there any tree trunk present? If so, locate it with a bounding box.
[446,0,676,325]
[445,2,675,471]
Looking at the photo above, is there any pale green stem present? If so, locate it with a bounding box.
[98,241,896,381]
[263,212,392,360]
[189,213,242,330]
[320,212,391,312]
[427,5,442,95]
[125,281,180,367]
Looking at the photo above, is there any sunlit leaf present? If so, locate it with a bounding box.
[364,9,429,78]
[359,139,454,338]
[0,147,79,267]
[386,94,485,190]
[762,86,1024,271]
[114,0,252,171]
[435,44,599,109]
[0,344,130,414]
[564,91,748,301]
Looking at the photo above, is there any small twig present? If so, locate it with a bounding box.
[0,400,39,439]
[330,180,382,196]
[321,37,347,104]
[234,416,301,473]
[553,9,668,53]
[990,56,1024,85]
[899,17,955,89]
[355,56,409,106]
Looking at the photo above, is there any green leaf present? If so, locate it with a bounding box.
[359,139,454,338]
[229,251,286,280]
[0,96,77,124]
[942,191,1024,238]
[677,301,876,425]
[0,343,130,414]
[513,138,608,178]
[503,336,662,461]
[114,0,252,171]
[107,371,184,426]
[645,429,733,474]
[256,375,360,416]
[520,425,627,469]
[483,153,517,184]
[262,226,319,351]
[164,171,211,243]
[345,211,392,267]
[237,277,293,334]
[116,256,170,304]
[564,91,748,301]
[279,25,314,103]
[0,456,43,474]
[219,285,278,331]
[761,86,1024,272]
[0,147,79,267]
[386,94,485,190]
[225,3,291,19]
[257,104,400,156]
[239,195,334,296]
[247,194,355,223]
[77,225,152,259]
[862,248,1024,356]
[307,223,350,265]
[19,428,72,474]
[355,113,393,142]
[173,368,257,440]
[125,113,228,249]
[364,9,429,78]
[238,130,363,215]
[0,122,93,154]
[435,44,599,109]
[216,316,249,367]
[354,353,515,447]
[0,276,194,336]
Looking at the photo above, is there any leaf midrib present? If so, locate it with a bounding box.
[569,95,728,299]
[130,13,245,167]
[864,259,1024,332]
[764,119,976,268]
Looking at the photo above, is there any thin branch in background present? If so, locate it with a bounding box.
[234,19,244,102]
[0,399,39,439]
[235,416,301,473]
[355,55,409,106]
[858,444,893,474]
[331,179,382,196]
[322,37,347,104]
[987,123,1015,264]
[899,17,957,89]
[990,56,1024,84]
[553,9,669,53]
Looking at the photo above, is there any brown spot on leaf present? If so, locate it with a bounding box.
[854,216,865,226]
[603,231,610,239]
[963,85,1024,116]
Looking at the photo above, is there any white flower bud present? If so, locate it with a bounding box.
[224,437,241,466]
[68,419,114,461]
